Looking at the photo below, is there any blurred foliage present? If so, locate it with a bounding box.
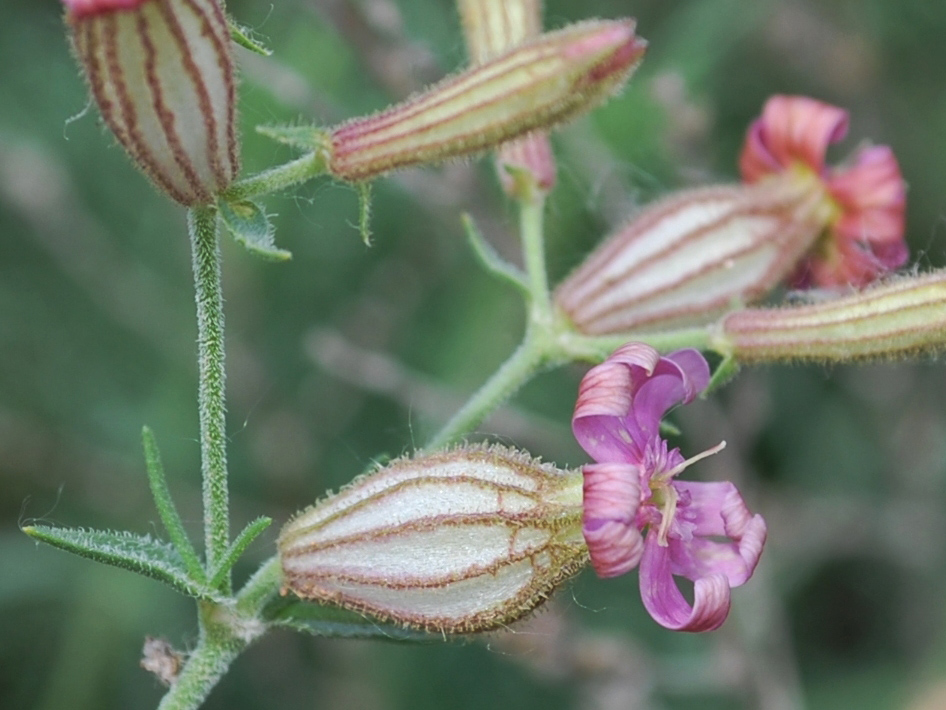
[3,0,946,709]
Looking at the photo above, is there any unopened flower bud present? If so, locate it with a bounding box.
[328,19,645,182]
[716,270,946,363]
[555,178,829,334]
[278,445,587,633]
[458,0,556,199]
[63,0,239,205]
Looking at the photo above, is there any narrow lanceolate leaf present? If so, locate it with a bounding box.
[64,0,239,205]
[462,213,529,294]
[142,426,205,582]
[23,525,224,601]
[262,596,439,643]
[555,179,828,335]
[717,270,946,363]
[219,200,291,261]
[278,445,587,634]
[328,19,645,182]
[208,516,273,588]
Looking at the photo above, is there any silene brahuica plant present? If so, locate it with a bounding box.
[17,0,946,708]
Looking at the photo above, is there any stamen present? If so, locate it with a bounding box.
[652,440,726,547]
[655,484,678,546]
[662,440,726,480]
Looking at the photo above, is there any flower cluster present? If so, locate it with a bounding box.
[574,343,766,631]
[556,95,908,336]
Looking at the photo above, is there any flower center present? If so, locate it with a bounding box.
[648,440,726,546]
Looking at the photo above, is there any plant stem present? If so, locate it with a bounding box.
[156,603,251,710]
[221,151,328,202]
[426,196,555,449]
[520,197,552,323]
[188,207,230,591]
[424,337,549,450]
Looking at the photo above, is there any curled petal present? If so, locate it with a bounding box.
[572,344,711,462]
[815,145,908,287]
[582,462,644,577]
[631,350,710,438]
[664,349,712,399]
[740,95,849,182]
[572,343,660,461]
[673,481,766,586]
[639,532,731,632]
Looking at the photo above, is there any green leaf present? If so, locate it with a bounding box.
[262,596,442,643]
[461,213,528,294]
[218,200,292,261]
[256,124,327,152]
[142,426,205,582]
[23,526,224,601]
[209,517,272,589]
[229,22,272,56]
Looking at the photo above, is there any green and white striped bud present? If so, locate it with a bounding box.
[715,270,946,363]
[278,445,587,634]
[63,0,239,205]
[328,19,645,182]
[555,177,831,334]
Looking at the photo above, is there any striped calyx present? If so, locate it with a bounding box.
[458,0,556,198]
[328,19,645,182]
[717,270,946,363]
[554,177,831,335]
[65,0,239,205]
[278,445,587,634]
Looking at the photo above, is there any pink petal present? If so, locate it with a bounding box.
[740,95,849,183]
[821,144,908,286]
[573,344,661,461]
[582,463,644,577]
[664,349,712,399]
[639,532,731,632]
[673,481,767,586]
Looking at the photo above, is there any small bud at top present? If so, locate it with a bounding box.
[328,19,645,182]
[740,95,907,288]
[278,445,587,633]
[64,0,239,205]
[458,0,542,65]
[458,0,556,199]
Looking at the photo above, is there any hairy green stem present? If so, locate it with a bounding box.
[156,603,252,710]
[188,207,230,590]
[221,151,328,202]
[425,338,550,450]
[520,197,552,322]
[426,196,556,449]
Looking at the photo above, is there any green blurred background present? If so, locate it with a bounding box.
[3,0,946,708]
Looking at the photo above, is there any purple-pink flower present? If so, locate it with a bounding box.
[573,343,766,632]
[740,95,907,289]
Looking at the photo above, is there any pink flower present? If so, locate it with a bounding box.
[573,343,766,632]
[740,95,907,288]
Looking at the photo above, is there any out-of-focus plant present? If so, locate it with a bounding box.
[23,1,944,709]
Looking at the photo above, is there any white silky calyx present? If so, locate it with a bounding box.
[278,445,587,634]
